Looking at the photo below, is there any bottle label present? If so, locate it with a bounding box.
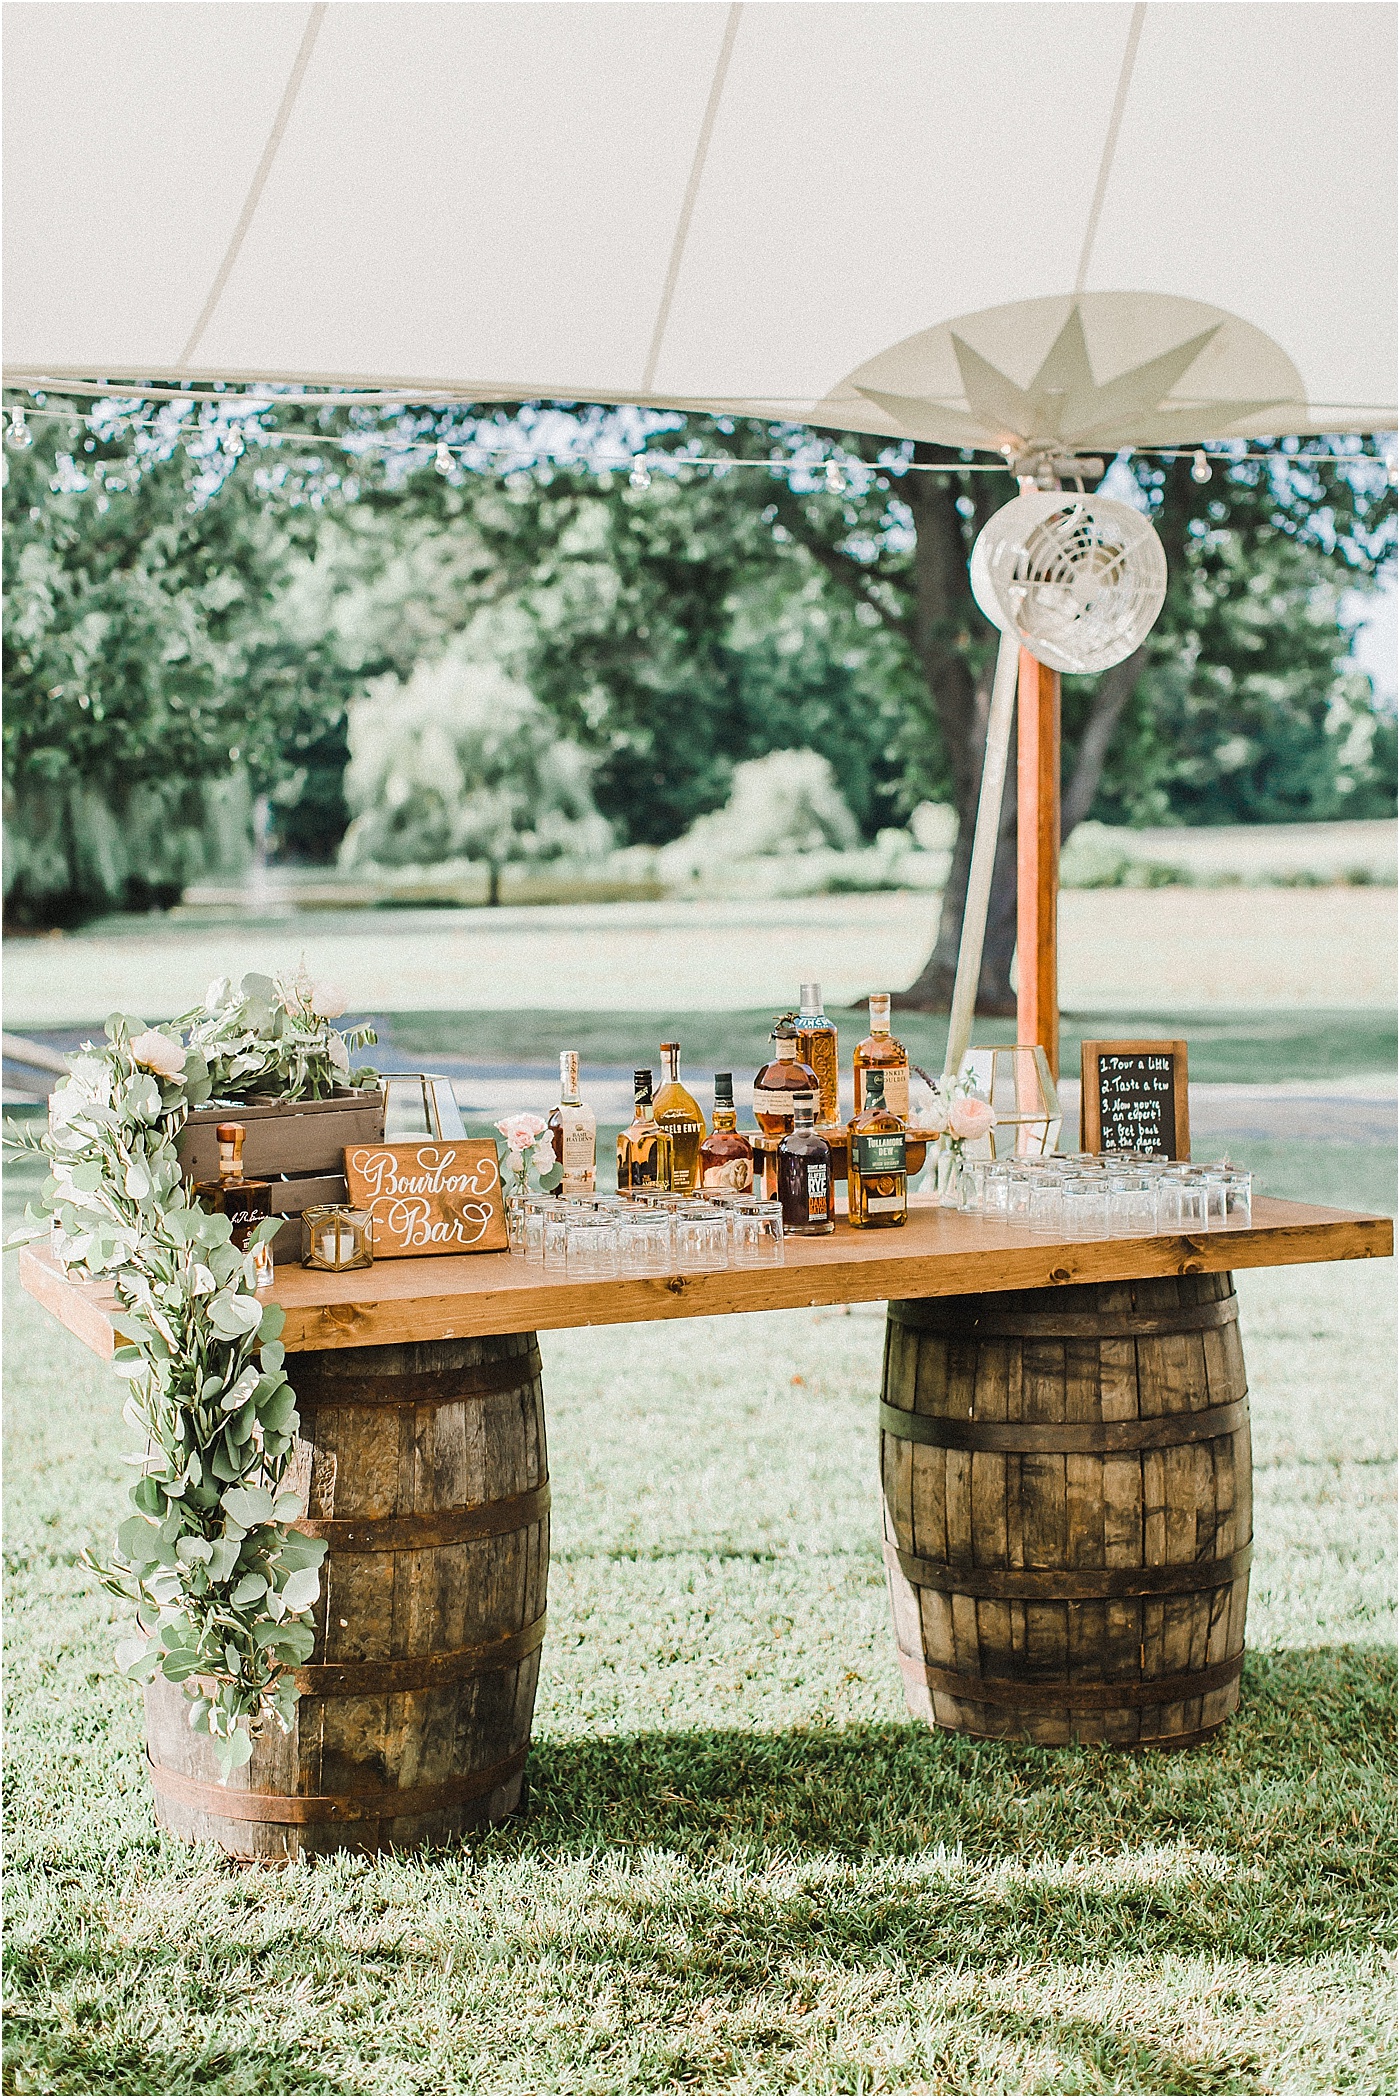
[702,1156,753,1193]
[865,1192,906,1215]
[858,1069,908,1119]
[852,1131,907,1176]
[806,1162,831,1215]
[755,1088,802,1119]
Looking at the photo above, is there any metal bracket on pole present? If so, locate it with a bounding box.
[942,629,1020,1081]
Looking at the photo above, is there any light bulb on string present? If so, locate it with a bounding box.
[824,458,847,494]
[434,442,454,476]
[223,425,245,458]
[5,408,33,451]
[629,456,651,490]
[1191,449,1212,484]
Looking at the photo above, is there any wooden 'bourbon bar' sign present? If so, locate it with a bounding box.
[344,1140,508,1257]
[1080,1040,1190,1158]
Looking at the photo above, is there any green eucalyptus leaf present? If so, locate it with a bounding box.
[258,1302,286,1343]
[259,1341,285,1372]
[280,1566,321,1614]
[230,1572,268,1607]
[222,1485,276,1528]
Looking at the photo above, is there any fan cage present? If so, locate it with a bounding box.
[972,493,1167,675]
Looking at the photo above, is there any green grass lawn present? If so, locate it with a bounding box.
[383,1007,1398,1086]
[5,1131,1396,2097]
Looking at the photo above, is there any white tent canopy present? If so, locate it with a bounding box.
[4,1,1395,446]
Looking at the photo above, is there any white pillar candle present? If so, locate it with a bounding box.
[318,1226,357,1265]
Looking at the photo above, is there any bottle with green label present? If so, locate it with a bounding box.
[847,1067,907,1229]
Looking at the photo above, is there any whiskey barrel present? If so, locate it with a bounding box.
[880,1274,1251,1749]
[145,1331,549,1859]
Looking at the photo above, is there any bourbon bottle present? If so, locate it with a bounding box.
[853,992,909,1120]
[192,1121,275,1286]
[697,1073,754,1196]
[653,1041,706,1194]
[847,1069,908,1230]
[549,1050,597,1197]
[777,1093,834,1235]
[753,1021,821,1137]
[794,982,840,1128]
[616,1070,672,1193]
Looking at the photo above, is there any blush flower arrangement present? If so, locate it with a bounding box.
[908,1065,998,1201]
[495,1114,561,1243]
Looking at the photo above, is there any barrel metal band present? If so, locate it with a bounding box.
[296,1479,550,1553]
[147,1744,529,1825]
[884,1537,1253,1601]
[887,1296,1237,1340]
[293,1350,542,1408]
[898,1650,1244,1712]
[879,1398,1247,1454]
[295,1612,548,1695]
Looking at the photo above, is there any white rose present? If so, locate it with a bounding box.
[326,1033,350,1074]
[310,979,347,1019]
[532,1140,556,1173]
[205,977,231,1012]
[505,1149,525,1175]
[129,1030,185,1081]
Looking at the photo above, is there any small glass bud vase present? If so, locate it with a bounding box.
[301,1204,374,1272]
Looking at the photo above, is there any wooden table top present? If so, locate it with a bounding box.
[19,1195,1392,1358]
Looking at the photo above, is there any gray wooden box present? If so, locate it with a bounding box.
[177,1087,385,1262]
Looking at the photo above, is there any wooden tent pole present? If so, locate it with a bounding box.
[1017,648,1060,1079]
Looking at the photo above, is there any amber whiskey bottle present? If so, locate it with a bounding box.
[853,992,909,1120]
[697,1073,754,1196]
[616,1070,673,1193]
[794,982,840,1128]
[753,1021,822,1137]
[653,1041,706,1194]
[192,1121,275,1285]
[777,1093,834,1235]
[847,1069,908,1229]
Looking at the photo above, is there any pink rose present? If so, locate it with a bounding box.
[948,1094,997,1142]
[496,1113,548,1156]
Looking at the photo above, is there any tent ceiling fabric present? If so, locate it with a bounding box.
[4,0,1394,444]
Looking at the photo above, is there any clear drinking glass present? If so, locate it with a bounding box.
[1029,1174,1064,1233]
[730,1198,784,1266]
[982,1162,1011,1218]
[674,1206,728,1270]
[957,1158,988,1212]
[543,1207,572,1269]
[618,1208,672,1275]
[1062,1178,1108,1238]
[1003,1170,1034,1227]
[521,1197,558,1263]
[566,1214,617,1276]
[1224,1170,1253,1225]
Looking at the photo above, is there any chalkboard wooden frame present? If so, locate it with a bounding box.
[1080,1040,1190,1159]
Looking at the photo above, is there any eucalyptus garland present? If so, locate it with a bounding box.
[11,969,377,1775]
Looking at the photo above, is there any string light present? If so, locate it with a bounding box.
[824,459,847,494]
[222,425,245,458]
[434,441,454,476]
[1191,449,1212,483]
[629,456,651,489]
[5,407,33,451]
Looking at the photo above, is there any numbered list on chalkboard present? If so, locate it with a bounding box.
[1097,1053,1178,1156]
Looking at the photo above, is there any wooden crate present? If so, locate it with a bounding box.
[177,1089,384,1262]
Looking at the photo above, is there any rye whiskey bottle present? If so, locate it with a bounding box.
[794,982,840,1128]
[549,1050,597,1197]
[698,1073,754,1195]
[847,1069,908,1229]
[753,1021,821,1137]
[192,1121,275,1286]
[616,1069,672,1193]
[777,1093,834,1235]
[654,1041,706,1194]
[853,992,909,1120]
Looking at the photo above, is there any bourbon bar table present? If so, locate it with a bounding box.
[20,1196,1392,1858]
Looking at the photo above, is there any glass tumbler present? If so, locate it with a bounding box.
[618,1208,672,1275]
[1029,1173,1065,1233]
[675,1205,728,1271]
[1224,1170,1253,1225]
[1004,1170,1034,1227]
[731,1198,785,1266]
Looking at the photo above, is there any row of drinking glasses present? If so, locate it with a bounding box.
[959,1154,1252,1235]
[519,1190,785,1273]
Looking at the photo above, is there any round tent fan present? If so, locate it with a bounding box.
[944,488,1167,1076]
[969,490,1167,676]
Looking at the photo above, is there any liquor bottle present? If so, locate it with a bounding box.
[753,1020,822,1137]
[794,981,840,1128]
[654,1041,706,1194]
[616,1069,673,1193]
[192,1121,275,1286]
[697,1073,755,1196]
[777,1093,834,1235]
[548,1050,597,1197]
[847,1069,908,1229]
[853,992,910,1120]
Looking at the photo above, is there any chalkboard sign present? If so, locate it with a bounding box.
[1080,1040,1190,1158]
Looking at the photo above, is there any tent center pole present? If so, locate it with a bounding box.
[1016,649,1060,1079]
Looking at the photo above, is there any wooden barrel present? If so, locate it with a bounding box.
[880,1274,1251,1749]
[145,1331,548,1859]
